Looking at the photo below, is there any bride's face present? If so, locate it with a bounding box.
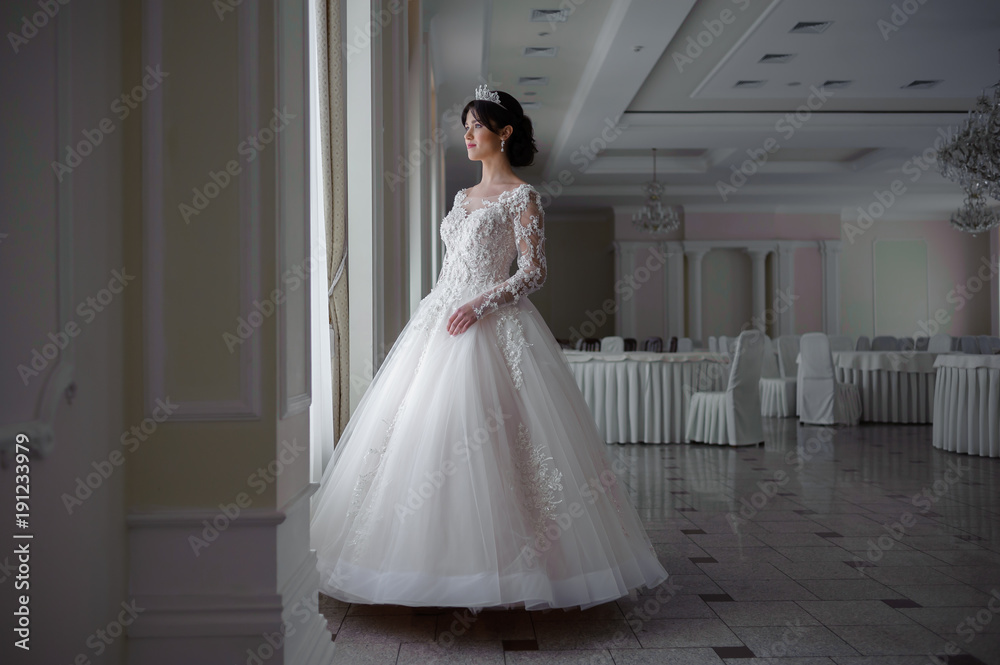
[463,112,499,160]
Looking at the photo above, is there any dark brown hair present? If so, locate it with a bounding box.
[461,90,538,168]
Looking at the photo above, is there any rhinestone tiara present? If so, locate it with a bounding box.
[474,84,506,110]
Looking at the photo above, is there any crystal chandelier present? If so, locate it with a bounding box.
[950,184,1000,236]
[938,49,1000,233]
[632,148,683,233]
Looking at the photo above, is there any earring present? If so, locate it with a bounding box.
[501,139,505,153]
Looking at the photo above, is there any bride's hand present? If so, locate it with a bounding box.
[447,301,479,336]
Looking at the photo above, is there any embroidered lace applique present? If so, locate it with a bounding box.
[511,422,563,540]
[496,309,531,390]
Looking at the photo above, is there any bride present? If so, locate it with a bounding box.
[310,85,668,612]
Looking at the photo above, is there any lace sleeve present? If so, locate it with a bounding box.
[472,187,547,320]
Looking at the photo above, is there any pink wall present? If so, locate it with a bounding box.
[795,247,823,333]
[684,212,841,241]
[612,209,998,338]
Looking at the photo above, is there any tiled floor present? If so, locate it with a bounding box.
[318,419,1000,664]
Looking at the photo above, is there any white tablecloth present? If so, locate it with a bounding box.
[562,351,730,443]
[832,351,941,424]
[932,354,1000,457]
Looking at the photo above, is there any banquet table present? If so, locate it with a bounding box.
[831,351,942,424]
[932,354,1000,457]
[562,350,729,444]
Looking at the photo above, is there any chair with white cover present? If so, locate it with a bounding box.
[928,334,952,353]
[829,335,853,352]
[776,335,800,380]
[960,336,979,354]
[915,336,929,351]
[797,333,862,426]
[759,335,796,417]
[600,335,625,353]
[686,330,765,445]
[677,337,694,352]
[708,336,718,353]
[718,335,730,358]
[872,336,899,351]
[977,335,993,354]
[856,336,871,351]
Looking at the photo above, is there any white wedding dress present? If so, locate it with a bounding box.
[311,183,668,611]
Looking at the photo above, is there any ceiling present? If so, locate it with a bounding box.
[424,0,1000,220]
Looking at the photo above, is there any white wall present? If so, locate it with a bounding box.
[0,1,127,662]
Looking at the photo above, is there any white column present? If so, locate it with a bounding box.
[612,241,637,337]
[685,248,709,343]
[746,249,770,332]
[663,242,685,339]
[991,227,999,337]
[776,242,797,336]
[820,240,842,335]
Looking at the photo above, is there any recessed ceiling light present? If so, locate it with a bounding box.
[530,9,568,22]
[902,79,943,89]
[821,80,852,89]
[790,21,833,34]
[520,101,542,109]
[524,46,558,57]
[760,53,796,64]
[787,81,802,86]
[523,91,537,96]
[517,76,549,86]
[734,80,766,89]
[538,31,550,36]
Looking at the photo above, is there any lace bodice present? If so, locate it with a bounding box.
[438,183,547,319]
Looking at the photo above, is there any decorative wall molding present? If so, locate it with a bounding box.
[610,238,835,339]
[820,240,843,334]
[776,241,798,336]
[1,5,76,459]
[142,0,262,421]
[611,241,639,336]
[125,484,333,664]
[277,0,312,419]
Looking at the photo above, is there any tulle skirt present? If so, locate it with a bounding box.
[310,280,668,611]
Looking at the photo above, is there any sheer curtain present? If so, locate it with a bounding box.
[310,0,350,484]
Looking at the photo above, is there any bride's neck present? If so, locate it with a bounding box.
[478,156,517,187]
